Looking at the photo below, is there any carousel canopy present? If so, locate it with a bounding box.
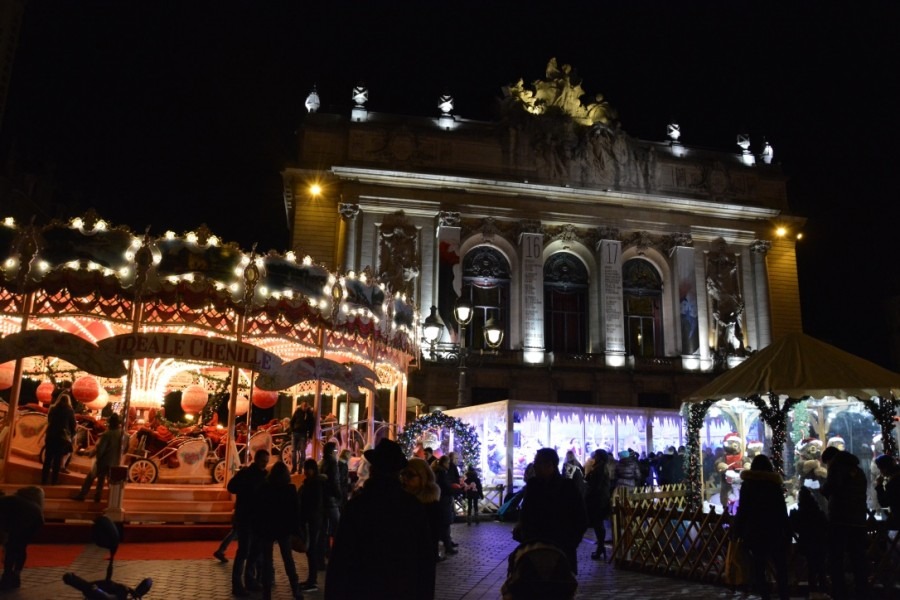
[682,332,900,403]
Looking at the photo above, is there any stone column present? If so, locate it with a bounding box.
[596,228,625,366]
[519,220,544,363]
[338,203,360,273]
[434,211,462,341]
[750,240,772,349]
[671,234,699,356]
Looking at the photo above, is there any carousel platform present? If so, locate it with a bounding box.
[1,456,235,543]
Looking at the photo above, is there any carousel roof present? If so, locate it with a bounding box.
[0,211,416,392]
[682,332,900,403]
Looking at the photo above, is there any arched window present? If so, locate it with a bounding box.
[622,258,663,358]
[543,252,588,353]
[461,246,510,350]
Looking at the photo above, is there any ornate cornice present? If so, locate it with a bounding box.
[438,211,461,227]
[750,239,772,255]
[338,203,360,220]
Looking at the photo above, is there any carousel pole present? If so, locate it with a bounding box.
[105,231,153,521]
[367,332,378,446]
[225,248,260,483]
[0,225,39,480]
[312,326,325,460]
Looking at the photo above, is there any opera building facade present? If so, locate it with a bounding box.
[281,61,804,414]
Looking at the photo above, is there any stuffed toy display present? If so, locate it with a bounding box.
[796,437,827,512]
[743,440,763,470]
[714,433,744,512]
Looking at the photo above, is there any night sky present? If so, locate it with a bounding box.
[3,2,899,369]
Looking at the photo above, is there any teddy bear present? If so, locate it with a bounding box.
[796,437,828,511]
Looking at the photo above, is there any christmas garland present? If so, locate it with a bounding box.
[397,410,481,469]
[744,392,800,475]
[684,399,715,511]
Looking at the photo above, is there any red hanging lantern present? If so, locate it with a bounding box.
[72,376,100,403]
[85,387,110,411]
[0,362,14,391]
[235,394,250,416]
[252,387,278,409]
[36,381,55,404]
[181,384,208,415]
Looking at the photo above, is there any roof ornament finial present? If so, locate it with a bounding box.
[351,82,369,122]
[305,86,321,114]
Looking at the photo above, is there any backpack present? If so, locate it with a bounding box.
[500,541,577,600]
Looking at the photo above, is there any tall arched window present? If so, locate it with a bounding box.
[622,258,663,358]
[461,246,510,350]
[544,252,588,354]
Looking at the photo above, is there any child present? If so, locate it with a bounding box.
[790,486,828,597]
[464,465,483,525]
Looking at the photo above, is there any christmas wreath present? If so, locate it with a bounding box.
[398,411,481,468]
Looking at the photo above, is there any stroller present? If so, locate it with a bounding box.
[500,540,578,600]
[62,516,153,599]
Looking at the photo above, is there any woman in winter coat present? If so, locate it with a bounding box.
[401,457,442,568]
[732,454,790,600]
[613,450,641,492]
[585,449,611,560]
[254,461,301,600]
[432,455,458,555]
[298,458,326,593]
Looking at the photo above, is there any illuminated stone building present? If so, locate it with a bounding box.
[281,60,804,412]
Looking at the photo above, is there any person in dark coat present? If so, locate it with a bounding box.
[732,454,790,600]
[318,441,342,564]
[254,461,300,599]
[42,388,76,485]
[0,486,45,591]
[613,450,640,492]
[821,446,869,599]
[874,453,900,528]
[516,447,588,575]
[324,438,435,600]
[432,454,458,555]
[227,448,269,597]
[463,464,484,525]
[584,449,611,560]
[298,458,325,593]
[790,486,828,595]
[401,457,442,564]
[73,412,128,502]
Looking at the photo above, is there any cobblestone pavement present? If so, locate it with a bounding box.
[9,520,789,599]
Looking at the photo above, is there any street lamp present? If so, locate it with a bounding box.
[484,315,504,349]
[422,306,444,360]
[454,299,474,407]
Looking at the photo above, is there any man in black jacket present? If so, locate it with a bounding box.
[517,447,588,574]
[227,449,269,597]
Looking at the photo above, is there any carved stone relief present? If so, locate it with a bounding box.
[378,210,420,297]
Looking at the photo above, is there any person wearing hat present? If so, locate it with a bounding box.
[73,412,129,503]
[325,438,435,600]
[820,448,869,599]
[0,486,45,590]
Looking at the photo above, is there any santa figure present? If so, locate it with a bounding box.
[743,440,764,470]
[714,433,744,512]
[796,437,828,511]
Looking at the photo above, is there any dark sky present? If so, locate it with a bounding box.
[3,2,899,369]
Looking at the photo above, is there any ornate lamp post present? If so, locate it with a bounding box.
[422,306,444,360]
[453,299,474,407]
[484,315,505,350]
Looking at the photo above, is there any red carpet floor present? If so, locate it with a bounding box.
[25,541,226,567]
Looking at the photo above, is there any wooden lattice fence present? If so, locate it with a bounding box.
[610,483,900,596]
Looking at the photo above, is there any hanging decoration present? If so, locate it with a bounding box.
[35,381,55,404]
[181,384,209,415]
[252,387,279,409]
[397,410,481,469]
[790,401,812,445]
[72,375,101,403]
[84,387,110,412]
[235,394,250,416]
[0,362,15,390]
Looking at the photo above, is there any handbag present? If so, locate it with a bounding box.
[723,537,750,586]
[290,532,308,554]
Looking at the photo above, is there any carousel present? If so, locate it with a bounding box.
[0,211,417,488]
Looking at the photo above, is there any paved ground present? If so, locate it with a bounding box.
[10,521,790,599]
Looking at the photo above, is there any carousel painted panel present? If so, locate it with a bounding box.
[615,411,647,457]
[649,411,683,453]
[511,405,550,484]
[584,409,616,457]
[548,406,586,466]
